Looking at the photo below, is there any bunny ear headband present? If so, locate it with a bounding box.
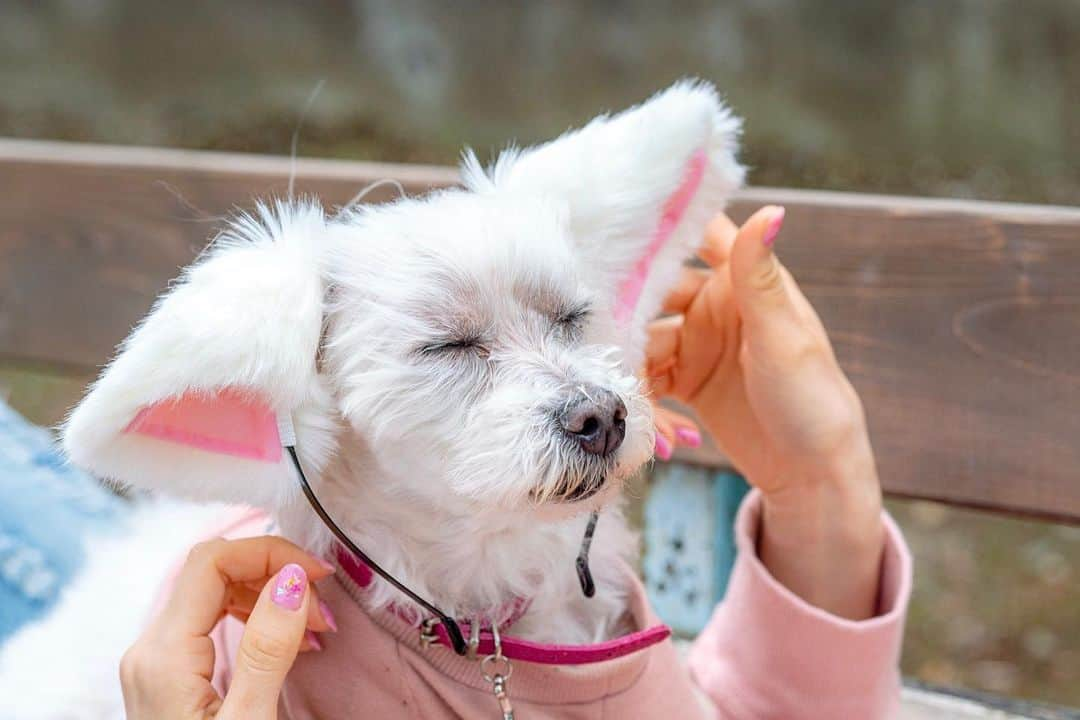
[64,80,744,653]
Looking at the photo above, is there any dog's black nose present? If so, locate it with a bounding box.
[559,386,627,457]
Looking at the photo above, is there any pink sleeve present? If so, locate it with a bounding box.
[687,490,912,720]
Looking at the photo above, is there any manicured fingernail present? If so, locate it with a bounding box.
[762,207,786,247]
[319,600,338,632]
[655,433,672,461]
[272,563,307,612]
[676,427,701,448]
[317,557,336,573]
[305,630,324,651]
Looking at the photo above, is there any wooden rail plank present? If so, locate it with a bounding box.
[900,680,1080,720]
[2,139,1078,522]
[0,139,456,375]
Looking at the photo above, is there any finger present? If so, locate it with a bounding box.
[222,605,325,654]
[225,585,260,618]
[644,315,683,376]
[729,206,797,334]
[779,264,832,344]
[226,607,251,624]
[653,420,674,461]
[303,631,324,653]
[655,406,701,448]
[647,365,675,397]
[218,564,311,719]
[660,214,737,315]
[698,213,738,268]
[661,268,710,314]
[223,612,319,656]
[164,536,334,639]
[226,584,336,635]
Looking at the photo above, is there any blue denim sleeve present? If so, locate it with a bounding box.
[0,399,127,642]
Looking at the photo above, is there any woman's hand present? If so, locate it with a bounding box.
[651,404,702,460]
[647,207,885,620]
[120,536,337,719]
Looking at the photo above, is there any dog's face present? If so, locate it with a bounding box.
[63,81,744,518]
[323,191,654,516]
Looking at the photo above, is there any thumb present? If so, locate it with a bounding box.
[219,564,311,719]
[729,205,790,332]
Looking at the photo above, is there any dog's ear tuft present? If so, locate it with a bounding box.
[62,199,329,508]
[469,79,744,370]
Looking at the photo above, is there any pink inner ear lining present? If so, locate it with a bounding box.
[614,148,708,325]
[124,388,282,463]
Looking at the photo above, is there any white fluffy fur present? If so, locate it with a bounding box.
[23,80,743,718]
[63,200,336,509]
[464,79,743,372]
[0,500,232,720]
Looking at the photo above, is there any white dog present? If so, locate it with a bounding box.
[2,80,743,718]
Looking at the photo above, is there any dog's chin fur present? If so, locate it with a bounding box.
[275,421,642,644]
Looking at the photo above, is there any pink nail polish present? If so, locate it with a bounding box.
[272,563,307,612]
[675,427,702,448]
[655,433,672,461]
[319,600,338,632]
[762,207,786,247]
[305,630,324,651]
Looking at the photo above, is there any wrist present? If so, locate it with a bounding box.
[760,438,883,548]
[755,441,886,620]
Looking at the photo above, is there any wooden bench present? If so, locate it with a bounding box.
[1,138,1077,718]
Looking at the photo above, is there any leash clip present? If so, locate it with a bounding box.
[480,623,514,720]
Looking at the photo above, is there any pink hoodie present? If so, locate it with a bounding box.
[201,491,911,719]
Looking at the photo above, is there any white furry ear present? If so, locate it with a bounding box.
[63,200,331,508]
[464,79,744,370]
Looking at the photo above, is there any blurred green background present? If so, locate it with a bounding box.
[1,0,1077,706]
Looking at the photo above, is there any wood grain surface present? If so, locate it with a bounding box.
[2,139,1077,522]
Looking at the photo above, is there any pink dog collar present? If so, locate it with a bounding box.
[336,545,672,665]
[424,617,672,666]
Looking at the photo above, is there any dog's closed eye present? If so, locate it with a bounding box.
[553,304,591,341]
[417,337,492,359]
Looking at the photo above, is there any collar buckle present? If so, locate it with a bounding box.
[466,618,482,660]
[419,617,440,649]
